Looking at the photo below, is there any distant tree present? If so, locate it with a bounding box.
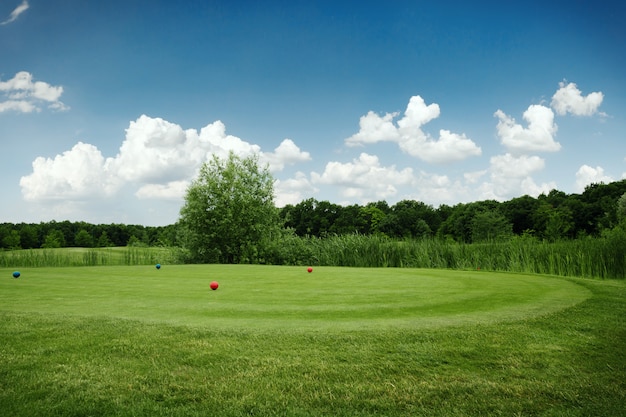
[471,211,513,242]
[74,229,95,247]
[544,207,574,241]
[330,204,366,234]
[178,152,281,263]
[378,200,438,238]
[127,229,149,246]
[617,192,626,223]
[127,235,148,247]
[42,230,65,248]
[438,201,501,242]
[97,231,114,247]
[3,230,21,249]
[501,195,539,235]
[19,224,39,249]
[359,204,387,234]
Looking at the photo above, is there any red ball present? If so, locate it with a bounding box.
[307,267,313,273]
[210,281,219,290]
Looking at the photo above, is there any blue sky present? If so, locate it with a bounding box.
[1,0,624,226]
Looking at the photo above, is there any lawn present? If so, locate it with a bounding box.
[0,265,624,416]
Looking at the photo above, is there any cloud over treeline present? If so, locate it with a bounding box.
[20,115,311,204]
[18,81,612,221]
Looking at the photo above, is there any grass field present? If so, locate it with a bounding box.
[1,265,624,416]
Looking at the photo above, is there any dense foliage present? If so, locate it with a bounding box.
[2,180,625,277]
[177,152,283,263]
[279,180,626,241]
[0,220,177,250]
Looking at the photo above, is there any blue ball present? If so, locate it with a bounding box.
[12,271,20,278]
[155,264,161,269]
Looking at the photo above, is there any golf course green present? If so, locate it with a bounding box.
[2,265,623,416]
[1,265,590,331]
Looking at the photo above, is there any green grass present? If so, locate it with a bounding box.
[0,265,624,416]
[0,247,181,268]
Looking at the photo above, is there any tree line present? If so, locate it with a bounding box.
[280,180,626,241]
[2,152,625,254]
[0,221,178,250]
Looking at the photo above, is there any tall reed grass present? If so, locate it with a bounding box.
[0,247,182,268]
[3,231,624,279]
[263,232,625,279]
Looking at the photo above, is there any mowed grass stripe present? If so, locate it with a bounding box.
[1,265,590,331]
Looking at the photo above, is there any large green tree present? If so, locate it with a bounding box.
[178,152,281,263]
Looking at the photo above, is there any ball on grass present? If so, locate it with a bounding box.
[210,281,219,290]
[156,263,161,269]
[307,267,313,273]
[12,271,20,278]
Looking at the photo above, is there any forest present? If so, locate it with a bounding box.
[2,179,626,250]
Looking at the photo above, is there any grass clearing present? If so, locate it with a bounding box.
[1,265,590,331]
[1,265,624,416]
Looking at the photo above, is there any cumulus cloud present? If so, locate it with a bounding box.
[464,170,487,184]
[490,153,545,179]
[345,111,400,145]
[260,139,311,173]
[575,165,613,192]
[107,116,192,183]
[0,71,68,112]
[1,0,29,25]
[135,181,190,200]
[20,142,118,201]
[494,105,560,154]
[346,95,481,163]
[551,81,604,116]
[472,153,556,201]
[20,115,313,205]
[407,171,471,205]
[311,153,415,202]
[274,172,318,207]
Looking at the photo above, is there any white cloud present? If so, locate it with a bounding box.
[401,129,481,164]
[464,170,487,184]
[0,99,36,113]
[311,153,415,202]
[135,181,190,200]
[408,171,470,205]
[20,115,314,203]
[520,177,557,197]
[0,71,68,112]
[274,172,318,207]
[346,95,481,163]
[551,81,604,116]
[345,111,400,145]
[260,139,311,173]
[473,153,556,201]
[20,142,118,201]
[494,105,560,153]
[575,165,613,192]
[1,0,29,25]
[107,115,196,183]
[490,153,545,179]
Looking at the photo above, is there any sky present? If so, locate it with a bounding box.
[1,0,625,226]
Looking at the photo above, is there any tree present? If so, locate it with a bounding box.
[178,152,281,263]
[74,229,95,247]
[471,211,513,242]
[97,231,114,247]
[544,208,574,241]
[42,230,65,248]
[3,229,21,249]
[19,224,39,249]
[359,204,387,234]
[617,192,626,223]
